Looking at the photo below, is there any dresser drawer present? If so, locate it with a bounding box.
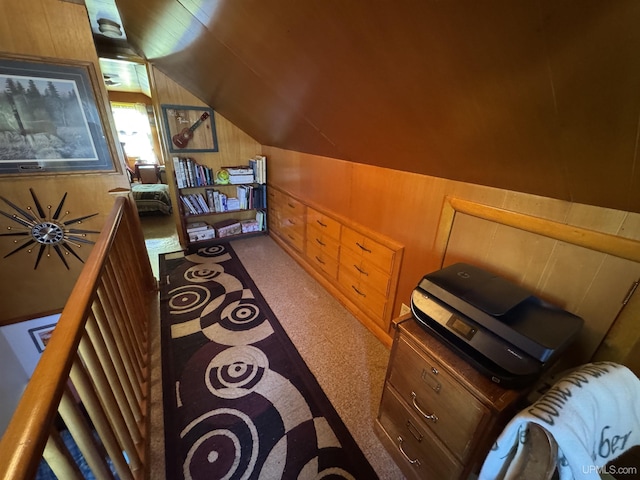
[339,246,391,296]
[267,187,280,205]
[306,223,341,260]
[281,195,305,217]
[306,240,339,279]
[338,268,388,322]
[306,207,341,241]
[280,219,304,251]
[378,385,463,480]
[268,205,280,229]
[341,226,395,274]
[388,335,489,461]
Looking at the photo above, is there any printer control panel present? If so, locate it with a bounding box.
[447,316,477,340]
[412,290,477,341]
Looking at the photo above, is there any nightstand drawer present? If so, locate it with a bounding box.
[307,207,341,241]
[388,335,489,460]
[378,385,463,480]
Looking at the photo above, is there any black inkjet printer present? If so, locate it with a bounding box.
[410,263,584,388]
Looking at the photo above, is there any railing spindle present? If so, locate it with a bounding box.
[86,312,143,423]
[58,387,115,480]
[77,334,143,467]
[70,356,133,480]
[92,296,144,406]
[42,427,84,480]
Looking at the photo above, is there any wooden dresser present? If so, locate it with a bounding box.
[375,314,526,479]
[268,185,404,346]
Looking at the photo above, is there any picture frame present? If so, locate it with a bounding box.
[28,323,57,353]
[0,56,116,175]
[161,104,218,153]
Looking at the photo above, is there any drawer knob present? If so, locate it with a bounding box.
[411,391,439,423]
[315,238,326,246]
[317,220,327,227]
[315,256,325,265]
[397,436,421,467]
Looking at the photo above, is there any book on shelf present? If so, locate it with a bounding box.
[193,193,209,213]
[256,210,265,231]
[249,185,266,209]
[224,166,254,175]
[205,188,213,210]
[173,157,186,188]
[236,185,249,209]
[228,173,255,184]
[180,193,209,215]
[180,195,198,215]
[249,155,266,184]
[226,197,241,211]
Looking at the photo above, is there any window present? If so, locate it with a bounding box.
[111,102,157,164]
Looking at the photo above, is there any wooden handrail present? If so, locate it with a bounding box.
[0,196,155,480]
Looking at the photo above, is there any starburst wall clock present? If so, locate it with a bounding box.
[0,189,99,270]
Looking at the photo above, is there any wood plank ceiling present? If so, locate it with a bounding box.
[112,0,640,214]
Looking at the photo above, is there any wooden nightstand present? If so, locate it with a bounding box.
[375,314,528,479]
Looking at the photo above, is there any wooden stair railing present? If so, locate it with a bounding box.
[0,196,156,480]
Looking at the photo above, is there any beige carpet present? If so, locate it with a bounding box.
[140,215,405,479]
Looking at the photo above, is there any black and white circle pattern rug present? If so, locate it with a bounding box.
[160,244,379,480]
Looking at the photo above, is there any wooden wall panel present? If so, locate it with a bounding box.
[263,146,640,371]
[119,0,640,214]
[0,0,130,324]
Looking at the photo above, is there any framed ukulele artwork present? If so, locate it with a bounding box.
[161,105,218,153]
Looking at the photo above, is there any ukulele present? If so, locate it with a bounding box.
[172,112,210,149]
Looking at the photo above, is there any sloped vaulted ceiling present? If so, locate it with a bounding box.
[114,0,640,214]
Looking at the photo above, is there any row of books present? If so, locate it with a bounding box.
[173,156,215,188]
[237,184,267,210]
[180,185,266,215]
[248,155,267,184]
[173,155,267,189]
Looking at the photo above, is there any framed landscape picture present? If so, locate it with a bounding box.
[0,56,116,175]
[161,104,218,153]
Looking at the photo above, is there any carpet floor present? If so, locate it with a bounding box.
[159,243,380,479]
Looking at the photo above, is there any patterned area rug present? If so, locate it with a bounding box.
[159,244,378,480]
